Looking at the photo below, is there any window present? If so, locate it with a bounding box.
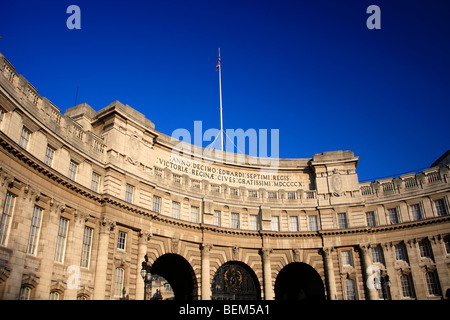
[80,226,93,268]
[435,198,448,217]
[248,190,258,198]
[231,212,240,229]
[395,244,408,262]
[173,174,181,184]
[191,206,199,223]
[287,191,296,200]
[172,201,180,219]
[125,184,134,204]
[444,236,450,255]
[425,271,441,296]
[114,268,125,297]
[268,191,277,199]
[68,160,78,181]
[410,203,422,221]
[19,286,32,300]
[49,291,61,300]
[230,188,239,196]
[289,216,299,232]
[388,208,399,225]
[19,127,31,149]
[26,206,43,255]
[249,215,258,231]
[0,192,16,246]
[213,210,221,227]
[338,213,348,229]
[366,211,376,227]
[54,217,69,263]
[91,172,101,192]
[371,246,383,264]
[153,195,161,213]
[271,216,280,231]
[419,239,433,259]
[341,250,352,266]
[400,274,414,298]
[0,107,5,123]
[345,279,356,300]
[309,215,318,231]
[44,145,55,166]
[117,231,127,250]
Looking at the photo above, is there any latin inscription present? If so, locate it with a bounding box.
[156,156,306,189]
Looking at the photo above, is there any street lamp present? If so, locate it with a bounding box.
[140,254,152,300]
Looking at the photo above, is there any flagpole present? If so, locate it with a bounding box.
[218,48,224,151]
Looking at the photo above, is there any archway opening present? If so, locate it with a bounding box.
[211,261,261,300]
[150,253,197,300]
[274,262,325,300]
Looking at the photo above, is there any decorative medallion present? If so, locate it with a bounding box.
[224,267,243,292]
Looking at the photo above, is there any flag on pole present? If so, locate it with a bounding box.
[216,51,221,71]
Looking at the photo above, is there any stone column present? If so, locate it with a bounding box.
[93,218,115,300]
[360,244,379,300]
[201,243,213,300]
[323,247,338,300]
[261,248,274,300]
[136,231,151,300]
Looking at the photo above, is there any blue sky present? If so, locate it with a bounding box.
[1,0,449,181]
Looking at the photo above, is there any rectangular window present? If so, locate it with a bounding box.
[248,190,258,198]
[54,217,69,263]
[213,210,221,227]
[341,250,352,266]
[268,191,277,199]
[91,172,101,192]
[366,211,376,227]
[0,192,16,246]
[68,160,78,181]
[27,206,43,255]
[191,206,199,223]
[114,268,125,297]
[125,184,134,204]
[410,203,422,221]
[44,145,55,167]
[271,216,280,231]
[425,271,441,296]
[435,198,448,217]
[289,216,299,232]
[231,212,240,229]
[117,231,127,250]
[80,226,93,268]
[388,208,400,224]
[309,215,318,231]
[172,201,180,219]
[345,279,356,300]
[287,191,297,200]
[338,213,348,229]
[19,127,31,149]
[395,244,408,261]
[249,214,258,231]
[400,274,414,298]
[371,246,383,264]
[419,240,433,259]
[153,195,161,213]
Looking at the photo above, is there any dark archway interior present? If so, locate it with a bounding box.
[275,262,325,300]
[211,261,261,300]
[150,253,197,300]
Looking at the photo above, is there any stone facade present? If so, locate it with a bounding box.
[0,52,449,300]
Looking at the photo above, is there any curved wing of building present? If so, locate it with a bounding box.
[0,52,449,300]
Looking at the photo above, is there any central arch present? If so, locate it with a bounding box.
[275,262,325,300]
[211,261,261,300]
[150,253,198,300]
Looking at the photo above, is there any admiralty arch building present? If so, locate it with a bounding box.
[0,52,449,301]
